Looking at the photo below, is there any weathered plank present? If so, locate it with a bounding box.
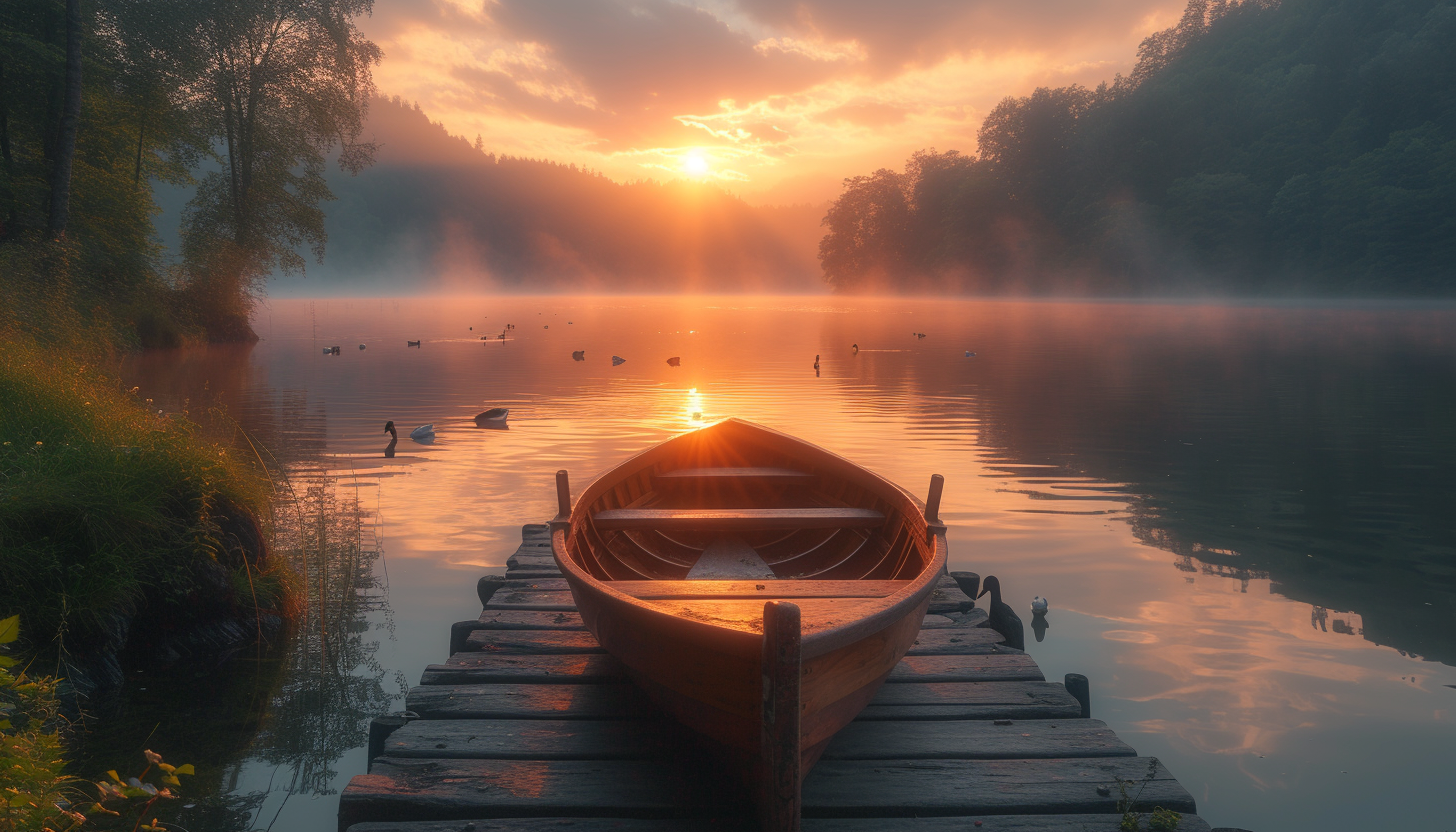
[821,719,1135,760]
[338,758,745,828]
[917,614,959,629]
[802,757,1196,816]
[506,554,559,570]
[347,815,1214,832]
[886,654,1043,683]
[378,719,684,760]
[926,577,977,615]
[503,578,570,592]
[339,757,1194,827]
[477,610,586,630]
[503,570,564,580]
[422,654,625,685]
[406,683,657,720]
[905,628,1004,655]
[484,588,578,611]
[940,607,990,628]
[859,681,1082,721]
[464,630,604,654]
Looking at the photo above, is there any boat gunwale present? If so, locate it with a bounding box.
[553,418,947,660]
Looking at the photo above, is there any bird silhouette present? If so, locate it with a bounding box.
[978,575,1024,650]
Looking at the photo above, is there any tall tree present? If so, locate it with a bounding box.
[45,0,82,238]
[179,0,380,339]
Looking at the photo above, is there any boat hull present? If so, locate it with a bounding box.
[552,418,947,789]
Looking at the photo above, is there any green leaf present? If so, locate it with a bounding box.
[0,655,18,668]
[0,615,18,644]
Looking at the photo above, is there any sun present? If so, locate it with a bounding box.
[683,153,710,176]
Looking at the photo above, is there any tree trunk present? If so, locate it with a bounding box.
[47,0,83,239]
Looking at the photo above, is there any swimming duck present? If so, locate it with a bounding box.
[977,575,1024,650]
[612,355,626,366]
[409,424,435,441]
[572,350,586,361]
[358,344,366,350]
[1031,596,1049,615]
[852,343,859,353]
[383,421,397,439]
[666,356,681,367]
[813,354,820,370]
[407,340,421,347]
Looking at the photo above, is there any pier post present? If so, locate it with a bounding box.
[551,470,572,531]
[1065,673,1091,718]
[477,574,507,608]
[924,474,947,540]
[949,571,981,604]
[761,600,802,832]
[367,713,414,770]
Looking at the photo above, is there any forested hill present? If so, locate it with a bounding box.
[820,0,1456,295]
[301,98,822,292]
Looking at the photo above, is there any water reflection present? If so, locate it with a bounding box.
[118,296,1456,829]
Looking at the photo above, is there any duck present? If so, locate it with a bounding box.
[572,350,586,361]
[1031,596,1049,615]
[977,575,1025,650]
[612,355,626,366]
[407,340,421,347]
[813,354,820,370]
[666,356,681,367]
[474,408,509,427]
[383,421,398,439]
[409,424,436,442]
[358,344,367,350]
[851,343,859,354]
[965,350,976,357]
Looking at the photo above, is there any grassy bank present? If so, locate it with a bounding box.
[0,341,291,666]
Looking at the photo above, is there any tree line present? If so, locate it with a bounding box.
[820,0,1456,294]
[0,0,378,343]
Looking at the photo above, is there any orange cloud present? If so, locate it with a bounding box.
[361,0,1190,204]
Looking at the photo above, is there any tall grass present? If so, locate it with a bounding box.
[0,341,282,662]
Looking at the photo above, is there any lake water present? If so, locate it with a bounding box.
[111,296,1456,830]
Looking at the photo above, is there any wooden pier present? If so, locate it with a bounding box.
[339,524,1215,831]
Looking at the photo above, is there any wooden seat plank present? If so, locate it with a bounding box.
[609,579,909,600]
[859,681,1082,721]
[592,507,884,531]
[654,466,815,483]
[802,757,1197,816]
[886,654,1043,683]
[422,654,625,685]
[464,630,604,654]
[820,718,1136,760]
[347,816,1214,832]
[406,683,657,720]
[477,610,586,630]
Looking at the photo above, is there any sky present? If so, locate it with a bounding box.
[362,0,1190,206]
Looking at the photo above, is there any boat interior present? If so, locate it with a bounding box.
[562,423,937,594]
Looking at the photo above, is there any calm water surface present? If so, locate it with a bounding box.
[113,296,1456,830]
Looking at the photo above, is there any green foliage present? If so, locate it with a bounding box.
[1112,758,1181,832]
[820,0,1456,293]
[1,615,85,832]
[0,343,277,657]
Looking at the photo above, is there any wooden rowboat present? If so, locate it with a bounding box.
[550,418,948,829]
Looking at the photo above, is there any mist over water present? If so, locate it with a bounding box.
[120,295,1456,830]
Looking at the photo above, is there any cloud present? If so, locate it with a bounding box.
[357,0,1190,198]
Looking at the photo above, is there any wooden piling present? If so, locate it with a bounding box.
[1065,673,1091,719]
[760,600,802,832]
[551,470,572,531]
[476,574,507,607]
[924,474,947,538]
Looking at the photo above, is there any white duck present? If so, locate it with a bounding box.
[1031,596,1049,615]
[409,424,436,441]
